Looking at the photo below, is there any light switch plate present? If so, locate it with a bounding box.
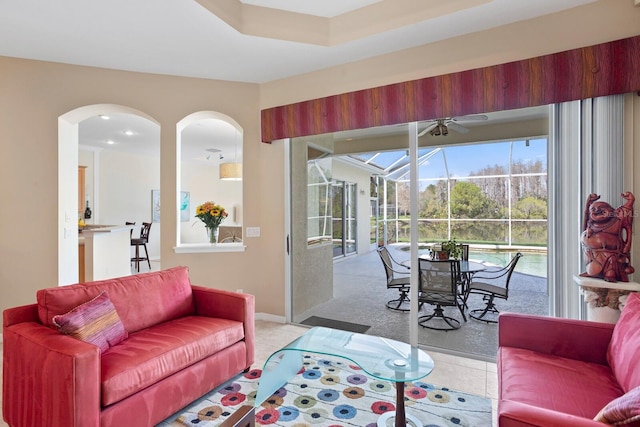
[246,227,260,237]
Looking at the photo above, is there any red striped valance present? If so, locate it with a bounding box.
[261,35,640,143]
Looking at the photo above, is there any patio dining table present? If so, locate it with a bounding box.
[401,257,487,275]
[401,257,487,300]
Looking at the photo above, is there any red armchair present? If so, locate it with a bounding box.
[498,293,640,427]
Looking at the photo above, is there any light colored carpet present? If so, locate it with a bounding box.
[158,353,492,426]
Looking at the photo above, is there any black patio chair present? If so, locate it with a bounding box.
[417,258,467,330]
[463,252,523,323]
[377,246,412,312]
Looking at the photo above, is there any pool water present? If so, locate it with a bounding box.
[468,249,547,278]
[406,245,548,278]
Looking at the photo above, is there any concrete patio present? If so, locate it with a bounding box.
[295,245,549,362]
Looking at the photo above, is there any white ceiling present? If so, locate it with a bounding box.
[78,113,241,164]
[0,0,596,84]
[239,0,384,18]
[3,0,580,158]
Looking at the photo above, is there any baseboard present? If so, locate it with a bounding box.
[255,312,286,323]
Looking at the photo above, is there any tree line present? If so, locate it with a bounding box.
[384,158,548,245]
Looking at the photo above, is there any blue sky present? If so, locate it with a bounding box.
[354,138,547,181]
[433,138,547,179]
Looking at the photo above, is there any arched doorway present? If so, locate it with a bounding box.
[58,104,159,285]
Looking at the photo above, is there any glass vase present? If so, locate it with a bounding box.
[207,227,219,245]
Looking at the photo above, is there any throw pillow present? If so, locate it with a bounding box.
[607,292,640,392]
[52,290,128,353]
[594,385,640,425]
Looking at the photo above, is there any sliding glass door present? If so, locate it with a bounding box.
[332,180,357,257]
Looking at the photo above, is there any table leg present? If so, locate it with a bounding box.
[377,380,422,427]
[395,381,406,427]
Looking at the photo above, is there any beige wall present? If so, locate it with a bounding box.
[1,0,639,320]
[260,0,640,109]
[290,135,335,320]
[0,57,278,317]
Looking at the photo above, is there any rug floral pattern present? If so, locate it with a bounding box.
[160,354,492,427]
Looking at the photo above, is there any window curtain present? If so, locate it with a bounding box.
[548,94,624,319]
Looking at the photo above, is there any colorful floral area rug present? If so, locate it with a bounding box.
[158,353,492,427]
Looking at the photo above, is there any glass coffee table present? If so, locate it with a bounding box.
[255,326,434,427]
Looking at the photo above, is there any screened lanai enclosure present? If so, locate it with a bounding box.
[295,125,551,356]
[364,138,548,251]
[296,135,550,361]
[292,95,634,361]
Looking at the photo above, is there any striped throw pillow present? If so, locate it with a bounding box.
[594,385,640,425]
[52,290,128,353]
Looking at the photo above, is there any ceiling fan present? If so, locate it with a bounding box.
[418,114,488,137]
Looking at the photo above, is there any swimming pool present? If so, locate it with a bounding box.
[468,249,547,278]
[400,245,548,278]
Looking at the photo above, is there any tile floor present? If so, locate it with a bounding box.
[0,319,498,426]
[253,321,499,427]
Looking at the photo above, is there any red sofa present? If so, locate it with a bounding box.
[497,293,640,427]
[2,266,255,427]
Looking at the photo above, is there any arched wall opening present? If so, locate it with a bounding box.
[58,104,159,285]
[176,111,244,248]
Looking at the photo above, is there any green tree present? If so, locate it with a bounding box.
[420,183,448,217]
[396,182,411,216]
[450,181,498,218]
[513,196,547,219]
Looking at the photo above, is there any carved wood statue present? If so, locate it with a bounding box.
[580,192,635,282]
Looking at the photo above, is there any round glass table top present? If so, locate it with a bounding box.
[275,326,434,381]
[255,326,434,407]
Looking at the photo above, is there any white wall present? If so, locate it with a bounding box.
[84,149,244,255]
[97,149,161,259]
[332,160,374,255]
[180,160,242,243]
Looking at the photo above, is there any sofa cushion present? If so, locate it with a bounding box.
[38,266,195,333]
[100,315,245,406]
[594,385,640,425]
[52,291,128,353]
[499,347,624,419]
[607,292,640,392]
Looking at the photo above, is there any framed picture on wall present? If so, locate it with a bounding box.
[180,191,190,222]
[152,190,190,222]
[152,190,161,222]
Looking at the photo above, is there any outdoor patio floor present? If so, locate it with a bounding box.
[294,245,549,362]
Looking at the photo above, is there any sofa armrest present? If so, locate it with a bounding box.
[3,303,39,326]
[499,400,609,427]
[191,285,255,368]
[498,312,614,365]
[3,321,101,427]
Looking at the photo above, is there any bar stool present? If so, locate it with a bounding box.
[125,221,135,238]
[131,222,152,272]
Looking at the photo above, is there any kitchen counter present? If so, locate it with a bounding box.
[80,224,135,281]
